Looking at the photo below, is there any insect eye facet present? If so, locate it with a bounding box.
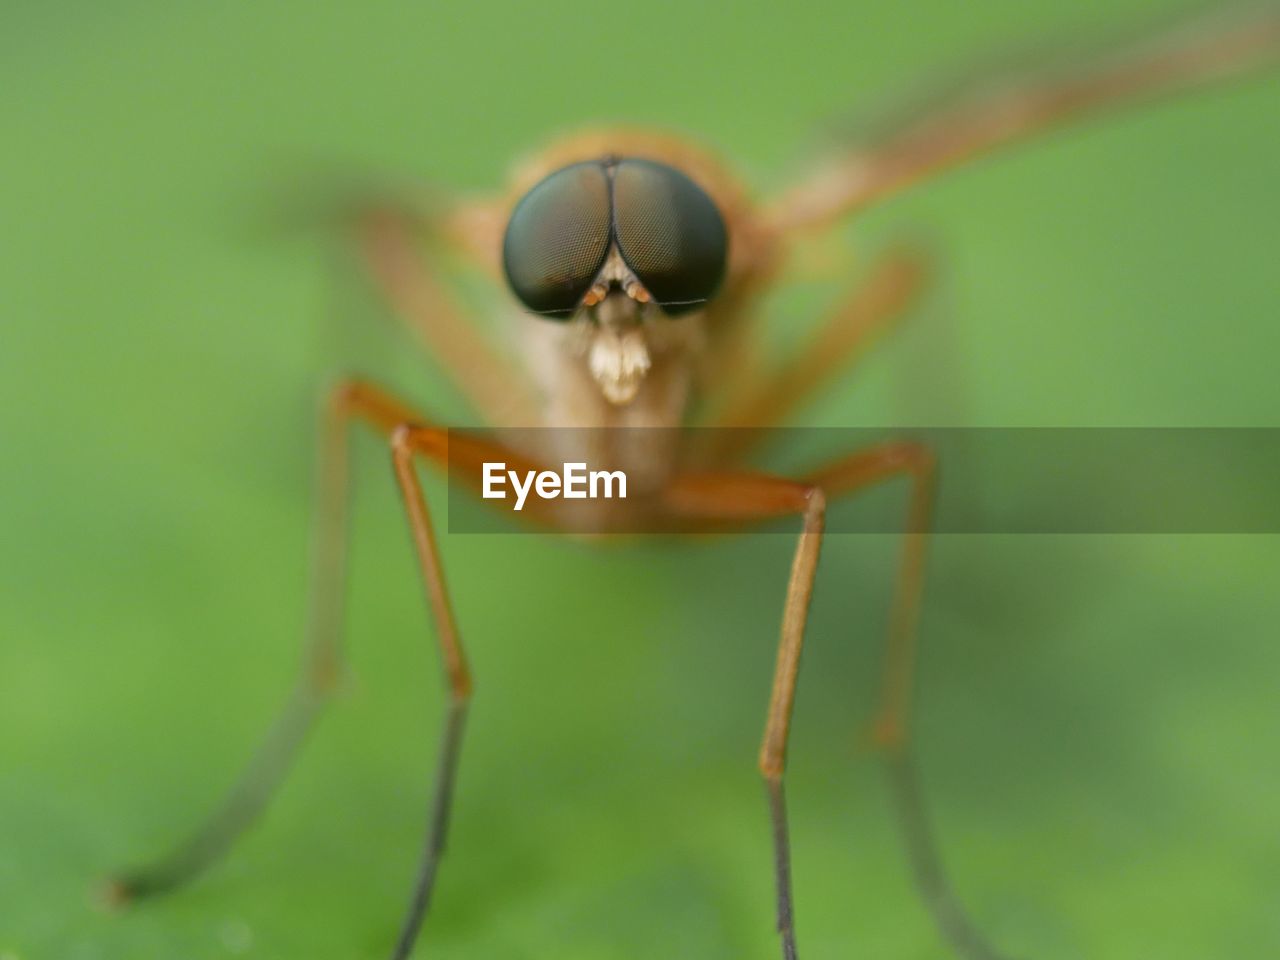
[502,161,612,318]
[611,159,728,316]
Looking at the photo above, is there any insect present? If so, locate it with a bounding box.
[105,7,1280,959]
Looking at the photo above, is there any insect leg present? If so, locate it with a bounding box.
[380,421,470,960]
[699,245,928,464]
[807,442,1011,960]
[103,379,379,902]
[363,410,556,958]
[666,470,826,960]
[105,381,536,960]
[666,441,1010,960]
[765,6,1280,234]
[358,207,540,429]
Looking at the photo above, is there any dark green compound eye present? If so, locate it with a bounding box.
[611,159,728,316]
[501,157,728,319]
[502,161,612,317]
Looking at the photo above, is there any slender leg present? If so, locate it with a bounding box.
[358,209,539,428]
[807,445,1009,960]
[699,246,928,464]
[105,380,538,959]
[383,422,470,959]
[665,441,1010,960]
[760,488,825,960]
[104,382,362,902]
[665,470,824,960]
[392,697,467,959]
[764,6,1280,234]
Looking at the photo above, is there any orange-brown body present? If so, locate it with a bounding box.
[110,10,1280,960]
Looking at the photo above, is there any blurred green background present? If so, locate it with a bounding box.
[2,1,1279,958]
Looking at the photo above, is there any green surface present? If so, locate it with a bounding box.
[3,2,1279,958]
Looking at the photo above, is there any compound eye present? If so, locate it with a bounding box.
[502,161,612,318]
[612,159,728,316]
